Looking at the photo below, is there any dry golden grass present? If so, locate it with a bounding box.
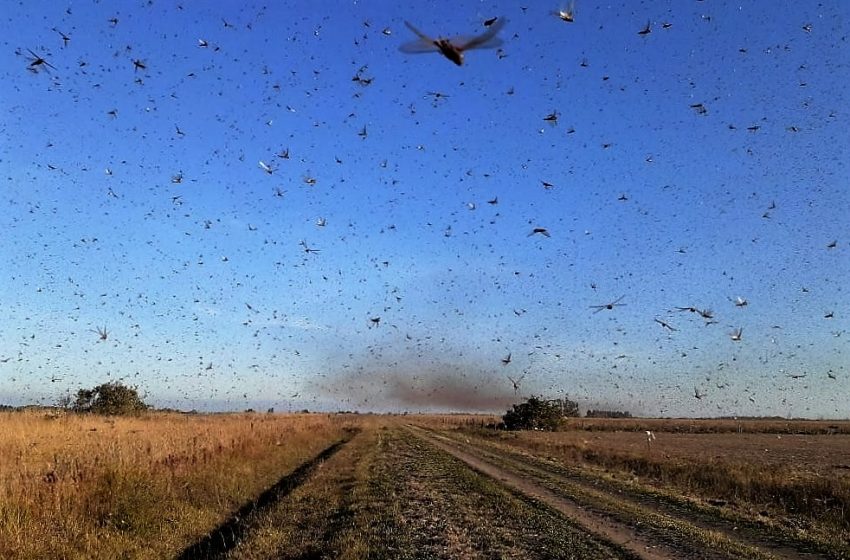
[560,416,850,435]
[408,413,500,429]
[441,418,850,549]
[417,414,850,435]
[5,411,847,558]
[0,410,354,559]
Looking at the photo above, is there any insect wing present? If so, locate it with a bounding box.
[403,21,433,41]
[400,22,439,54]
[399,38,440,54]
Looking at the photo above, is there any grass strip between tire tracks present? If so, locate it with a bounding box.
[177,428,358,560]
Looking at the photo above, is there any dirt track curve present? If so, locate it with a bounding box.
[407,425,831,560]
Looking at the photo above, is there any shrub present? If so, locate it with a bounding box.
[72,382,148,415]
[503,396,578,431]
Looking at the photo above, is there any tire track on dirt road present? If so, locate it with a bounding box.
[383,426,644,559]
[408,426,802,560]
[425,430,833,560]
[193,425,644,560]
[177,429,358,560]
[408,426,682,560]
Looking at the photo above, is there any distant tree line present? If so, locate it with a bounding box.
[586,409,632,418]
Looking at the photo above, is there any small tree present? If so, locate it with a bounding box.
[503,395,578,431]
[551,397,580,418]
[73,382,148,415]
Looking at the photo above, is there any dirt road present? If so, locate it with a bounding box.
[409,426,833,560]
[184,424,838,559]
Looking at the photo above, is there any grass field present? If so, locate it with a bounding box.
[429,417,850,557]
[0,410,354,559]
[1,411,848,559]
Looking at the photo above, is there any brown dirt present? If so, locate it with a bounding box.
[411,428,690,560]
[411,425,848,560]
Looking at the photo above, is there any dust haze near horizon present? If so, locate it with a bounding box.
[1,1,849,418]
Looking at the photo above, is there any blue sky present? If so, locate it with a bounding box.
[1,1,848,417]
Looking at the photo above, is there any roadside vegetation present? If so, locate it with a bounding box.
[2,405,848,559]
[502,395,579,431]
[0,408,353,559]
[435,417,850,557]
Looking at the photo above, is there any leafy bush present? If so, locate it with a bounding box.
[72,382,148,415]
[502,396,578,431]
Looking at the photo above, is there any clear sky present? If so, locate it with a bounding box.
[1,1,848,417]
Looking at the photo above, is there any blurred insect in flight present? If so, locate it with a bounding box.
[53,28,71,47]
[24,48,57,73]
[654,318,676,331]
[400,18,506,65]
[528,227,551,237]
[507,373,526,394]
[554,1,575,22]
[590,295,626,313]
